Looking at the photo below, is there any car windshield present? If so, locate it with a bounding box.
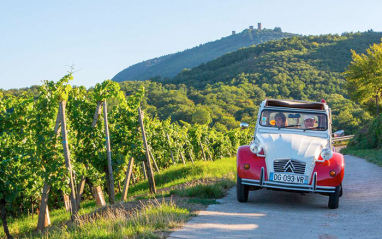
[259,110,328,131]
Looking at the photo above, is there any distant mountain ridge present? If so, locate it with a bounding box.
[112,28,296,82]
[169,31,382,90]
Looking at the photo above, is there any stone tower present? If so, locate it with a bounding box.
[258,23,262,31]
[232,31,236,35]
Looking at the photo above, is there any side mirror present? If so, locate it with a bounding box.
[240,122,249,129]
[333,130,345,137]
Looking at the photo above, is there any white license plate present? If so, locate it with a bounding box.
[270,172,308,184]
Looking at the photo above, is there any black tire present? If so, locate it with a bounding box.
[339,183,343,197]
[328,185,341,209]
[237,176,249,202]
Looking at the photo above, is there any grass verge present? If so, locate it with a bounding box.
[2,199,99,238]
[2,157,236,239]
[171,178,235,199]
[341,148,382,166]
[27,199,191,239]
[125,157,236,197]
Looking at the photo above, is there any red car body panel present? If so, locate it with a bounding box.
[313,152,344,187]
[237,145,268,180]
[237,145,344,188]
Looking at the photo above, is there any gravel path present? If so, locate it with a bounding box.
[169,155,382,239]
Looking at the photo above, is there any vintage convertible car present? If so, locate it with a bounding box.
[237,99,344,209]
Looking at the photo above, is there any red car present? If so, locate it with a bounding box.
[237,99,344,209]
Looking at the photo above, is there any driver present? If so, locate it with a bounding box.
[304,115,316,128]
[275,112,286,127]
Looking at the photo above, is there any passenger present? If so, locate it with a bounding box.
[275,112,286,128]
[304,115,316,128]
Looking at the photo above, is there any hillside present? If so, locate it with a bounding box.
[170,31,382,91]
[112,28,296,82]
[117,31,382,134]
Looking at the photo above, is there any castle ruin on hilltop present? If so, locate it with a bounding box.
[231,23,283,35]
[232,23,262,35]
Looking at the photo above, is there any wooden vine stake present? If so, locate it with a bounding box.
[91,101,115,204]
[36,105,63,231]
[138,107,156,194]
[121,157,134,201]
[207,149,213,161]
[36,183,51,231]
[86,178,106,206]
[91,186,106,206]
[180,152,186,165]
[63,194,71,211]
[141,161,147,179]
[200,142,207,161]
[91,102,102,128]
[188,151,194,164]
[59,101,78,220]
[166,133,176,164]
[103,100,115,204]
[148,146,160,173]
[76,176,86,208]
[90,102,107,206]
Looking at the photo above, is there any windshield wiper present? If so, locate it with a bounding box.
[304,127,327,132]
[285,125,301,128]
[276,124,301,130]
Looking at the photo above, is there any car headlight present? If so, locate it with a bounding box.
[321,148,333,161]
[250,139,262,154]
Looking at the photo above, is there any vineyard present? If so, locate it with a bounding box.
[0,74,251,238]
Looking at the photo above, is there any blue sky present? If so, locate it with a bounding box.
[1,0,381,90]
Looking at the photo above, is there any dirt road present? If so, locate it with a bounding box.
[169,155,382,239]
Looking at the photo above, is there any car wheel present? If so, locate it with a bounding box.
[328,185,341,209]
[339,183,343,197]
[237,176,249,202]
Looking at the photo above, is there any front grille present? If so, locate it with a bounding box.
[273,159,306,174]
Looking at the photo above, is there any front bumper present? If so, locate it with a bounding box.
[241,167,336,194]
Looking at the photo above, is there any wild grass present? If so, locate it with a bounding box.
[1,157,236,239]
[171,178,235,199]
[2,199,99,238]
[125,157,236,197]
[28,199,190,239]
[341,148,382,166]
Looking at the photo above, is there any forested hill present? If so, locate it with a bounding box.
[4,32,382,135]
[170,31,382,93]
[112,28,296,82]
[119,31,380,134]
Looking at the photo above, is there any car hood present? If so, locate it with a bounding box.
[257,133,328,162]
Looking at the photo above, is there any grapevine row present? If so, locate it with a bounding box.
[0,75,251,238]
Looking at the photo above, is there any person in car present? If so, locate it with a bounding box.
[304,115,316,128]
[275,112,287,127]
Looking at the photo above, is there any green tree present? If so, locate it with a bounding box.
[191,106,212,125]
[344,40,382,115]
